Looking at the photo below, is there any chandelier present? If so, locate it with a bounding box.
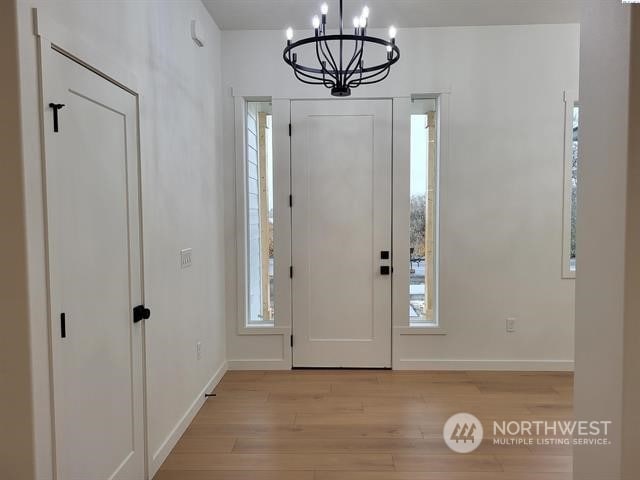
[283,0,400,97]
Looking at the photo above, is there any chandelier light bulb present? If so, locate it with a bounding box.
[389,25,397,38]
[321,3,329,15]
[359,15,367,28]
[353,16,360,28]
[312,15,320,29]
[362,6,370,19]
[286,27,294,40]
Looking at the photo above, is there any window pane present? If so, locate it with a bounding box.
[410,100,437,326]
[570,105,578,272]
[246,102,274,326]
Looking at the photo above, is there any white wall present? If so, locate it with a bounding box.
[222,24,579,370]
[15,1,226,477]
[573,1,635,479]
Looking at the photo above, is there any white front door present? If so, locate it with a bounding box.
[291,99,392,368]
[42,47,145,480]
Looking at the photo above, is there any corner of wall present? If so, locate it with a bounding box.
[0,0,37,478]
[622,7,640,479]
[149,359,227,477]
[574,1,633,478]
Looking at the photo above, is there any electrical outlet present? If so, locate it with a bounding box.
[506,317,516,333]
[180,248,192,269]
[196,341,202,360]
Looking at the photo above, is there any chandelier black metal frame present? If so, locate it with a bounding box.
[283,0,400,97]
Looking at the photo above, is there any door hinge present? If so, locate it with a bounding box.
[49,103,65,133]
[288,123,292,136]
[289,266,293,278]
[289,194,293,207]
[290,334,294,347]
[60,312,66,338]
[133,304,151,323]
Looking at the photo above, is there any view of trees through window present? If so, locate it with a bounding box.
[410,103,437,326]
[569,105,578,272]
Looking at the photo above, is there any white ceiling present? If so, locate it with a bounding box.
[202,0,580,31]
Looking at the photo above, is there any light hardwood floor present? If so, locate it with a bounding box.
[156,370,573,480]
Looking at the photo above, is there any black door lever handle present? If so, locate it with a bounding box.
[133,305,151,323]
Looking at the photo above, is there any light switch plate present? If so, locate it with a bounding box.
[180,248,192,269]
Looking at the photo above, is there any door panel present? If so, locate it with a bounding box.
[291,100,392,368]
[43,47,144,480]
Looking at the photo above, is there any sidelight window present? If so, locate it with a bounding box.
[562,92,579,278]
[245,101,275,326]
[409,99,438,326]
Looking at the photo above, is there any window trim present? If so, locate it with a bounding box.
[234,97,292,335]
[562,90,578,279]
[392,94,448,335]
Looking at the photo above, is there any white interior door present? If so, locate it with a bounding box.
[42,46,145,480]
[291,99,392,368]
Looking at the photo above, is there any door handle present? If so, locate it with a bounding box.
[380,250,391,275]
[133,305,151,323]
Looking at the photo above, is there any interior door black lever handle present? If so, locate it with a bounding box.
[133,305,151,323]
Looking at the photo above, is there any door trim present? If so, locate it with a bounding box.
[35,8,142,96]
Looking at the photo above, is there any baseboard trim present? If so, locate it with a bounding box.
[227,359,291,370]
[225,358,573,372]
[395,359,574,371]
[149,360,227,477]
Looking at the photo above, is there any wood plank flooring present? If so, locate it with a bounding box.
[156,370,573,480]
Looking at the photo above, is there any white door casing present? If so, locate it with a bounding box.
[291,99,392,368]
[42,46,145,480]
